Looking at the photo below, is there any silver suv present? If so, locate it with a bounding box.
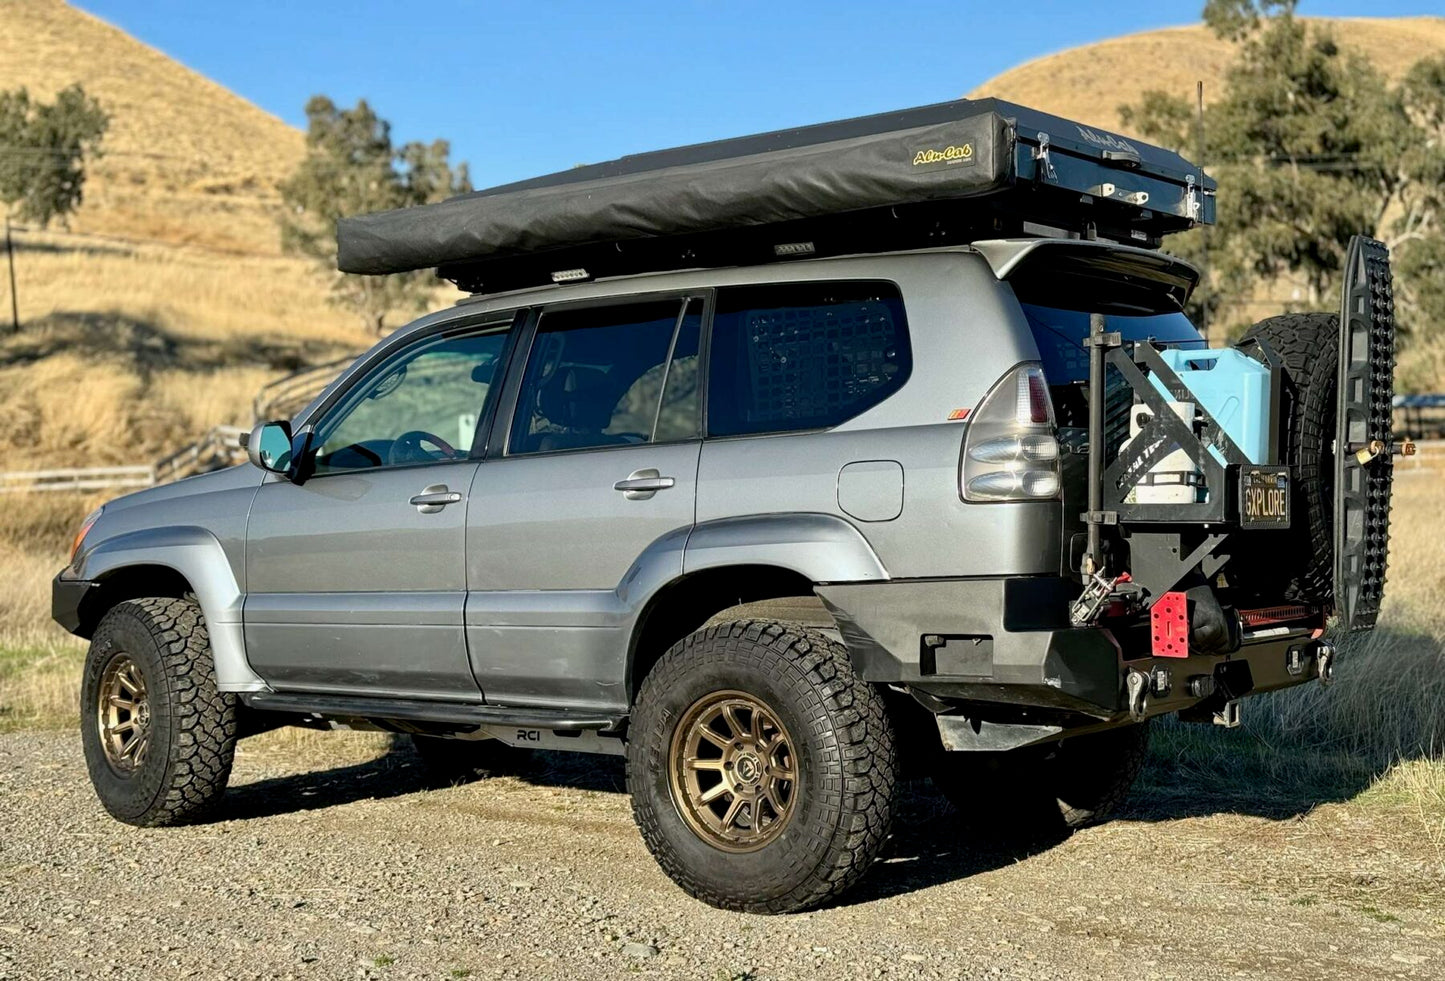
[54,98,1397,914]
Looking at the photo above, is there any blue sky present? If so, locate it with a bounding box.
[78,0,1438,189]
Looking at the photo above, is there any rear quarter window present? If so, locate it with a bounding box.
[1022,303,1205,385]
[1021,302,1206,437]
[707,281,911,437]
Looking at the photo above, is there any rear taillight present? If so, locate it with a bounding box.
[962,363,1061,502]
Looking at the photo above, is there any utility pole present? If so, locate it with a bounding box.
[1195,80,1211,346]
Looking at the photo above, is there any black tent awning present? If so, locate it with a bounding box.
[336,97,1214,294]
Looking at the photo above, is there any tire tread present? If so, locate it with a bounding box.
[85,597,236,826]
[627,619,896,914]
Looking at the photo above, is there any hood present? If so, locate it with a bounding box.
[100,464,264,514]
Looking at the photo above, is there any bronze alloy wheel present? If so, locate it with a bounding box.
[668,689,798,852]
[97,652,150,773]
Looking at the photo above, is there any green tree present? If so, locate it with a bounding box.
[279,96,471,335]
[0,83,109,226]
[1394,58,1445,323]
[1121,2,1443,353]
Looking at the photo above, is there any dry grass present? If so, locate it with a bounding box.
[0,495,91,731]
[1135,473,1445,838]
[0,229,379,469]
[0,2,422,475]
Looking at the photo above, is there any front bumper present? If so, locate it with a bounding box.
[817,576,1321,724]
[52,573,94,635]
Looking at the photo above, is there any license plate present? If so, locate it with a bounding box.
[1239,468,1290,528]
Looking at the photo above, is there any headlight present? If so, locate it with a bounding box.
[70,506,104,564]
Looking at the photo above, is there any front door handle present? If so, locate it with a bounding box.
[409,484,462,513]
[614,468,675,500]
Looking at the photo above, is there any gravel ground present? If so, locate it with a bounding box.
[1,731,1441,981]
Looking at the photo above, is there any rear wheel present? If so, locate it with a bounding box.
[933,721,1150,830]
[1237,312,1339,604]
[627,620,897,913]
[80,598,237,826]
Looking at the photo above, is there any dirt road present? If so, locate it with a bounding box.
[1,731,1440,981]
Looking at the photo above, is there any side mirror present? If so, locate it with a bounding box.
[247,420,295,474]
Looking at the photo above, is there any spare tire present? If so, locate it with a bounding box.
[1236,312,1338,605]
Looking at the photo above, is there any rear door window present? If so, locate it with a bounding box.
[508,300,692,455]
[707,281,910,437]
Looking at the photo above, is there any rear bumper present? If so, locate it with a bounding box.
[817,576,1320,722]
[51,573,93,635]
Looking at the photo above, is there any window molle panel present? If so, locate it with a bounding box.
[710,282,911,437]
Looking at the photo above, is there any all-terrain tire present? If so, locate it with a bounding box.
[933,721,1150,830]
[1238,312,1339,604]
[408,734,534,784]
[80,597,237,826]
[627,620,897,914]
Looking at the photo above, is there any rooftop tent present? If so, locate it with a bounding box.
[335,97,1215,295]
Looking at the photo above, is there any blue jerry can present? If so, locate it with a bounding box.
[1149,348,1272,465]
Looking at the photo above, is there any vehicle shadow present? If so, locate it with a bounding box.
[213,713,1403,901]
[218,749,436,821]
[217,737,635,822]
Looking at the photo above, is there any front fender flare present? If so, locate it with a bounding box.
[73,527,265,693]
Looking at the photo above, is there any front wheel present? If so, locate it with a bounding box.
[80,598,237,826]
[626,620,897,914]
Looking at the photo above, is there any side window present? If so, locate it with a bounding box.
[508,300,685,455]
[707,281,911,437]
[311,327,510,474]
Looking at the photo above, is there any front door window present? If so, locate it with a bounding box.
[312,329,510,474]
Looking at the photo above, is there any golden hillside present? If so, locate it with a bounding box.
[0,0,305,251]
[0,0,367,476]
[968,16,1445,136]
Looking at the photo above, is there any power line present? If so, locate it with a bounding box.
[8,222,293,261]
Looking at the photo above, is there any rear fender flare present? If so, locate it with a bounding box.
[73,527,265,693]
[683,512,889,582]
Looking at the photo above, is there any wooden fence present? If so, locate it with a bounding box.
[0,465,156,494]
[251,355,358,423]
[0,353,356,495]
[0,426,247,494]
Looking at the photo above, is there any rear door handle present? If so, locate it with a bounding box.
[614,469,675,500]
[409,484,462,513]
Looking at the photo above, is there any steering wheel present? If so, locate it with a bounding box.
[388,429,459,467]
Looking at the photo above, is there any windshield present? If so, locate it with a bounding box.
[1022,303,1205,385]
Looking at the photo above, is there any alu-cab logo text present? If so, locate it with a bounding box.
[912,143,974,166]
